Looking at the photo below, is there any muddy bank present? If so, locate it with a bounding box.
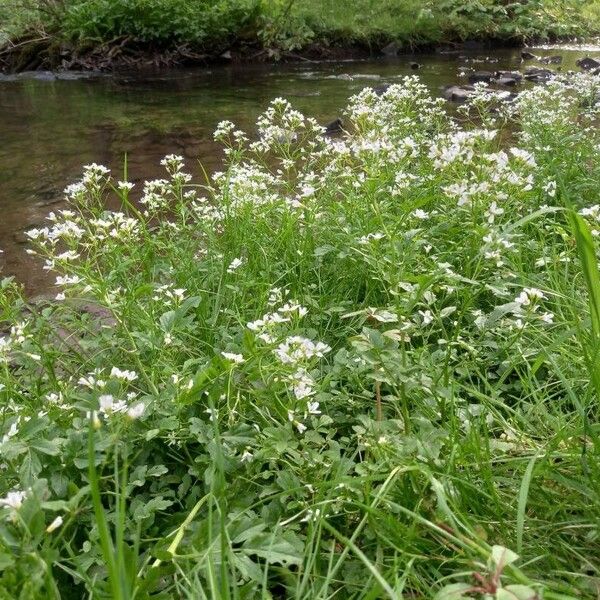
[0,34,576,75]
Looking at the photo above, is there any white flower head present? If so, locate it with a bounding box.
[0,490,26,511]
[46,515,63,533]
[240,449,254,463]
[127,403,145,419]
[227,258,244,274]
[222,352,245,364]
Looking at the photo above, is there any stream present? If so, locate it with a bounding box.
[1,43,599,296]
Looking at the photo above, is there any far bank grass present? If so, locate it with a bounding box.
[1,0,600,66]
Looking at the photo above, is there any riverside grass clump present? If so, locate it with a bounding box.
[2,75,600,599]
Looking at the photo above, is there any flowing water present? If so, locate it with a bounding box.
[1,44,599,296]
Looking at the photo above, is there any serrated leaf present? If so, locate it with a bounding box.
[30,438,61,456]
[241,534,301,566]
[133,497,174,521]
[232,523,267,544]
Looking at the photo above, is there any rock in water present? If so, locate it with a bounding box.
[576,57,600,70]
[523,67,554,82]
[324,118,343,134]
[521,51,538,61]
[495,71,523,85]
[468,71,494,84]
[540,55,563,65]
[373,83,391,96]
[443,85,475,102]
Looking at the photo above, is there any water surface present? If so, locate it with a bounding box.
[1,44,598,295]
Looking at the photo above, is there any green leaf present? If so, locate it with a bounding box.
[491,545,519,568]
[133,497,174,521]
[147,465,169,477]
[30,438,62,456]
[232,523,267,544]
[241,534,302,566]
[497,585,538,600]
[516,454,538,553]
[433,583,473,599]
[159,310,177,332]
[0,553,14,571]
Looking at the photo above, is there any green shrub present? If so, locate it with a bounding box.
[60,0,263,45]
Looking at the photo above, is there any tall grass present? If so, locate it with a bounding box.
[1,74,600,597]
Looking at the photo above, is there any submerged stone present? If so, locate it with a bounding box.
[495,70,523,81]
[443,85,475,102]
[521,51,538,61]
[540,55,563,65]
[523,67,554,82]
[324,118,343,134]
[576,57,600,70]
[373,83,391,95]
[468,71,494,84]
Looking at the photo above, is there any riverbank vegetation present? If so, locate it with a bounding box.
[2,1,600,70]
[1,73,600,598]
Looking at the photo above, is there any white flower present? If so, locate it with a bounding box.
[117,181,135,192]
[486,201,504,223]
[110,367,138,382]
[98,394,127,414]
[78,374,106,389]
[46,516,63,533]
[0,490,26,511]
[418,310,434,325]
[301,508,321,522]
[278,302,308,318]
[2,421,19,444]
[214,120,236,140]
[127,403,145,419]
[227,258,244,273]
[222,352,245,364]
[358,232,385,245]
[55,275,82,286]
[86,410,102,428]
[515,288,546,307]
[543,180,557,198]
[509,147,536,166]
[240,449,254,463]
[274,336,331,364]
[290,369,315,399]
[307,401,321,415]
